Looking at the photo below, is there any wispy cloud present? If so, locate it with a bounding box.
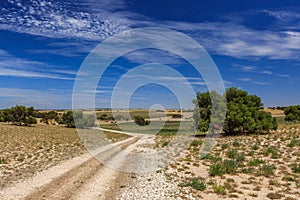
[2,1,300,61]
[0,49,75,80]
[237,77,269,85]
[260,70,272,75]
[0,87,72,109]
[0,0,131,40]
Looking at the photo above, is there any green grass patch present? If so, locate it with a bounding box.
[181,178,206,191]
[213,184,227,195]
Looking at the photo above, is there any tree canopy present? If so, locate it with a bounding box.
[0,105,37,126]
[284,105,300,122]
[134,116,150,126]
[60,111,96,128]
[193,87,277,134]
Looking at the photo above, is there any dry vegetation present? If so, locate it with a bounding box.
[161,124,300,199]
[0,123,130,188]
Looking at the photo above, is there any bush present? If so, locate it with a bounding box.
[291,163,300,173]
[284,105,300,122]
[257,164,276,177]
[248,159,264,167]
[182,178,206,191]
[209,163,226,176]
[134,116,150,126]
[213,184,226,195]
[60,111,95,128]
[190,140,202,147]
[222,159,239,174]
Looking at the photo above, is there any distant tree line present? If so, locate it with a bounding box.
[193,87,278,135]
[0,105,96,128]
[0,105,37,126]
[60,111,96,128]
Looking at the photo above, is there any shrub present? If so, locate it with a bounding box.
[288,139,300,147]
[213,184,226,195]
[221,143,229,150]
[233,140,240,147]
[190,140,202,147]
[264,147,279,159]
[291,163,300,173]
[248,159,264,167]
[183,178,206,191]
[209,163,226,176]
[257,164,276,177]
[134,116,150,126]
[266,192,283,199]
[60,111,95,128]
[223,159,239,174]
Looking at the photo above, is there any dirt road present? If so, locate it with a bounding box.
[0,135,141,200]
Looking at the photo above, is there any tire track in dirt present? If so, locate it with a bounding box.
[23,137,140,200]
[0,136,140,200]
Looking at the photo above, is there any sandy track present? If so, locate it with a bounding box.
[0,136,140,200]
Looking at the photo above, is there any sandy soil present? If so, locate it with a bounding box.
[0,136,140,200]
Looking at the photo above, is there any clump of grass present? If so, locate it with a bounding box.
[190,140,202,147]
[249,193,258,197]
[162,141,169,147]
[213,184,227,195]
[248,150,254,156]
[248,159,264,167]
[221,143,229,150]
[288,139,300,147]
[227,149,238,158]
[227,149,245,161]
[181,178,206,191]
[209,163,226,176]
[257,164,276,177]
[209,159,239,176]
[201,153,221,162]
[282,176,295,182]
[291,163,300,173]
[264,147,279,159]
[252,143,259,150]
[266,192,283,199]
[222,159,239,174]
[233,140,240,147]
[268,180,279,186]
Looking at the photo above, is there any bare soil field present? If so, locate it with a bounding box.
[0,123,130,189]
[1,121,300,199]
[157,125,300,199]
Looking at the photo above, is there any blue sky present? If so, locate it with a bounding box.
[0,0,299,109]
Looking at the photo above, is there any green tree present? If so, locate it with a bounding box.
[60,111,96,128]
[1,105,37,126]
[134,116,150,126]
[193,90,226,133]
[41,111,59,124]
[284,105,300,122]
[193,87,277,134]
[60,111,75,128]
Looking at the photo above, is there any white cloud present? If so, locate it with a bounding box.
[0,49,75,80]
[277,74,290,78]
[260,70,272,75]
[237,77,268,85]
[238,78,251,82]
[0,87,71,109]
[1,1,300,62]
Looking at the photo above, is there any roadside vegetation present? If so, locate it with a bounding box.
[193,87,278,135]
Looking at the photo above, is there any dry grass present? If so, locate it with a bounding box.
[166,125,300,199]
[0,123,130,188]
